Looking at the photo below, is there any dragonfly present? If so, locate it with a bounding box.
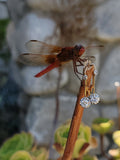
[18,40,103,79]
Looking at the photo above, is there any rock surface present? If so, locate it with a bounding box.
[26,0,81,12]
[0,3,9,19]
[7,13,60,60]
[26,94,100,144]
[96,46,120,103]
[95,0,120,41]
[7,0,28,23]
[0,58,8,73]
[89,134,109,155]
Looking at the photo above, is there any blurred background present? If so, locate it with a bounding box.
[0,0,120,157]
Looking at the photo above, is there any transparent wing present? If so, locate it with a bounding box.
[25,40,62,54]
[18,53,49,66]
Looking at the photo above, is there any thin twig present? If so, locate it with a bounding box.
[100,134,114,160]
[62,65,94,160]
[49,67,62,159]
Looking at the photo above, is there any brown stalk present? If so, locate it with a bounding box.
[49,67,62,159]
[100,134,113,160]
[62,65,95,160]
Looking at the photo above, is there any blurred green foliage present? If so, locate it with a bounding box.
[92,117,114,135]
[0,19,9,49]
[0,132,34,160]
[113,130,120,147]
[83,154,98,160]
[31,148,48,160]
[0,50,11,63]
[10,151,32,160]
[0,132,48,160]
[54,120,97,159]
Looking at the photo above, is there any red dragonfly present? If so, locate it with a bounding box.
[18,40,103,79]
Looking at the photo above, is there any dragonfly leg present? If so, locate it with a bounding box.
[77,58,85,64]
[78,58,86,62]
[75,67,83,75]
[75,60,84,75]
[75,61,83,67]
[73,60,82,80]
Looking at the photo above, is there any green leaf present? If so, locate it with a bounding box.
[10,151,32,160]
[0,132,34,160]
[73,138,87,158]
[0,19,10,49]
[31,148,48,160]
[54,120,95,158]
[92,118,114,135]
[113,130,120,147]
[83,154,98,160]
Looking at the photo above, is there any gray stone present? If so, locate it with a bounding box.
[0,3,8,19]
[89,134,109,155]
[101,104,118,120]
[17,91,30,108]
[82,104,100,126]
[26,96,74,144]
[7,13,60,60]
[99,158,108,160]
[16,13,59,53]
[6,22,17,61]
[95,0,120,42]
[26,94,99,144]
[0,58,8,73]
[7,0,28,23]
[26,0,81,12]
[96,46,120,103]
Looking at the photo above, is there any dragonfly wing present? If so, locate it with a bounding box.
[18,53,49,66]
[25,40,62,54]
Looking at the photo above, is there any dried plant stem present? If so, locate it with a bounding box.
[49,67,62,159]
[100,134,105,156]
[62,65,94,160]
[100,134,112,160]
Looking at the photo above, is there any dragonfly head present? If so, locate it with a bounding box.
[74,45,85,56]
